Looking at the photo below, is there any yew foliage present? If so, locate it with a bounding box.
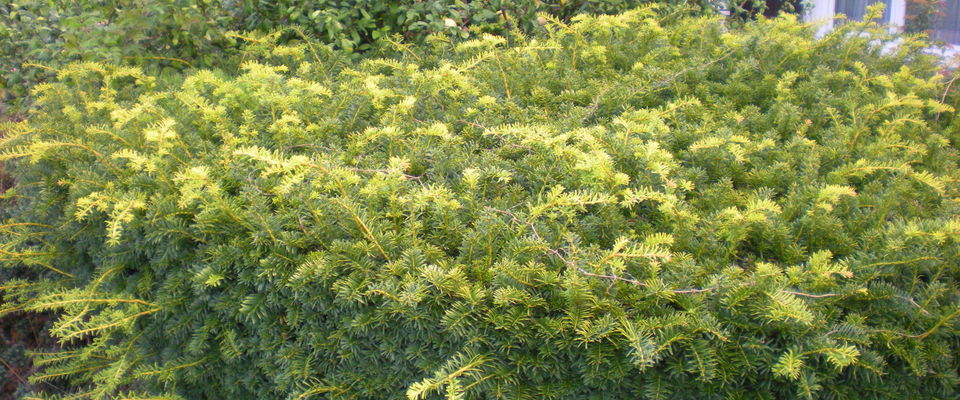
[1,8,959,399]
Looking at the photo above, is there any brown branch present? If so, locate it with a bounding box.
[577,267,643,286]
[674,287,716,294]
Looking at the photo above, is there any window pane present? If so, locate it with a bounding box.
[835,0,892,22]
[932,1,959,44]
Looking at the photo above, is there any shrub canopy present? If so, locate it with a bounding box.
[1,0,670,110]
[1,7,959,399]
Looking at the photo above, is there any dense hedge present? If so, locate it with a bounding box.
[2,7,960,399]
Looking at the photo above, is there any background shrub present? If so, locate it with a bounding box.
[228,0,663,51]
[905,0,946,35]
[0,0,239,114]
[2,7,958,400]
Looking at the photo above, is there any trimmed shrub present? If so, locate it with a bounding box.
[2,7,959,399]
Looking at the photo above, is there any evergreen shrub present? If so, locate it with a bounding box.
[2,7,959,399]
[1,0,679,113]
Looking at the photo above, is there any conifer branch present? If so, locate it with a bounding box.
[38,142,121,173]
[333,198,391,262]
[22,62,58,73]
[859,257,939,269]
[33,298,157,308]
[134,358,207,378]
[53,305,92,335]
[0,306,24,315]
[916,307,960,341]
[31,363,114,382]
[62,308,161,340]
[0,281,39,291]
[782,291,841,299]
[0,222,54,230]
[343,166,424,185]
[29,261,74,278]
[295,385,340,400]
[123,56,193,68]
[493,54,512,99]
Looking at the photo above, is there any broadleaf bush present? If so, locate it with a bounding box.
[1,7,959,399]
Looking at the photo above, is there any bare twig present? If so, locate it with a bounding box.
[246,173,276,197]
[342,166,424,184]
[580,87,613,124]
[895,295,931,315]
[484,206,542,241]
[456,119,489,131]
[936,72,960,121]
[0,355,27,385]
